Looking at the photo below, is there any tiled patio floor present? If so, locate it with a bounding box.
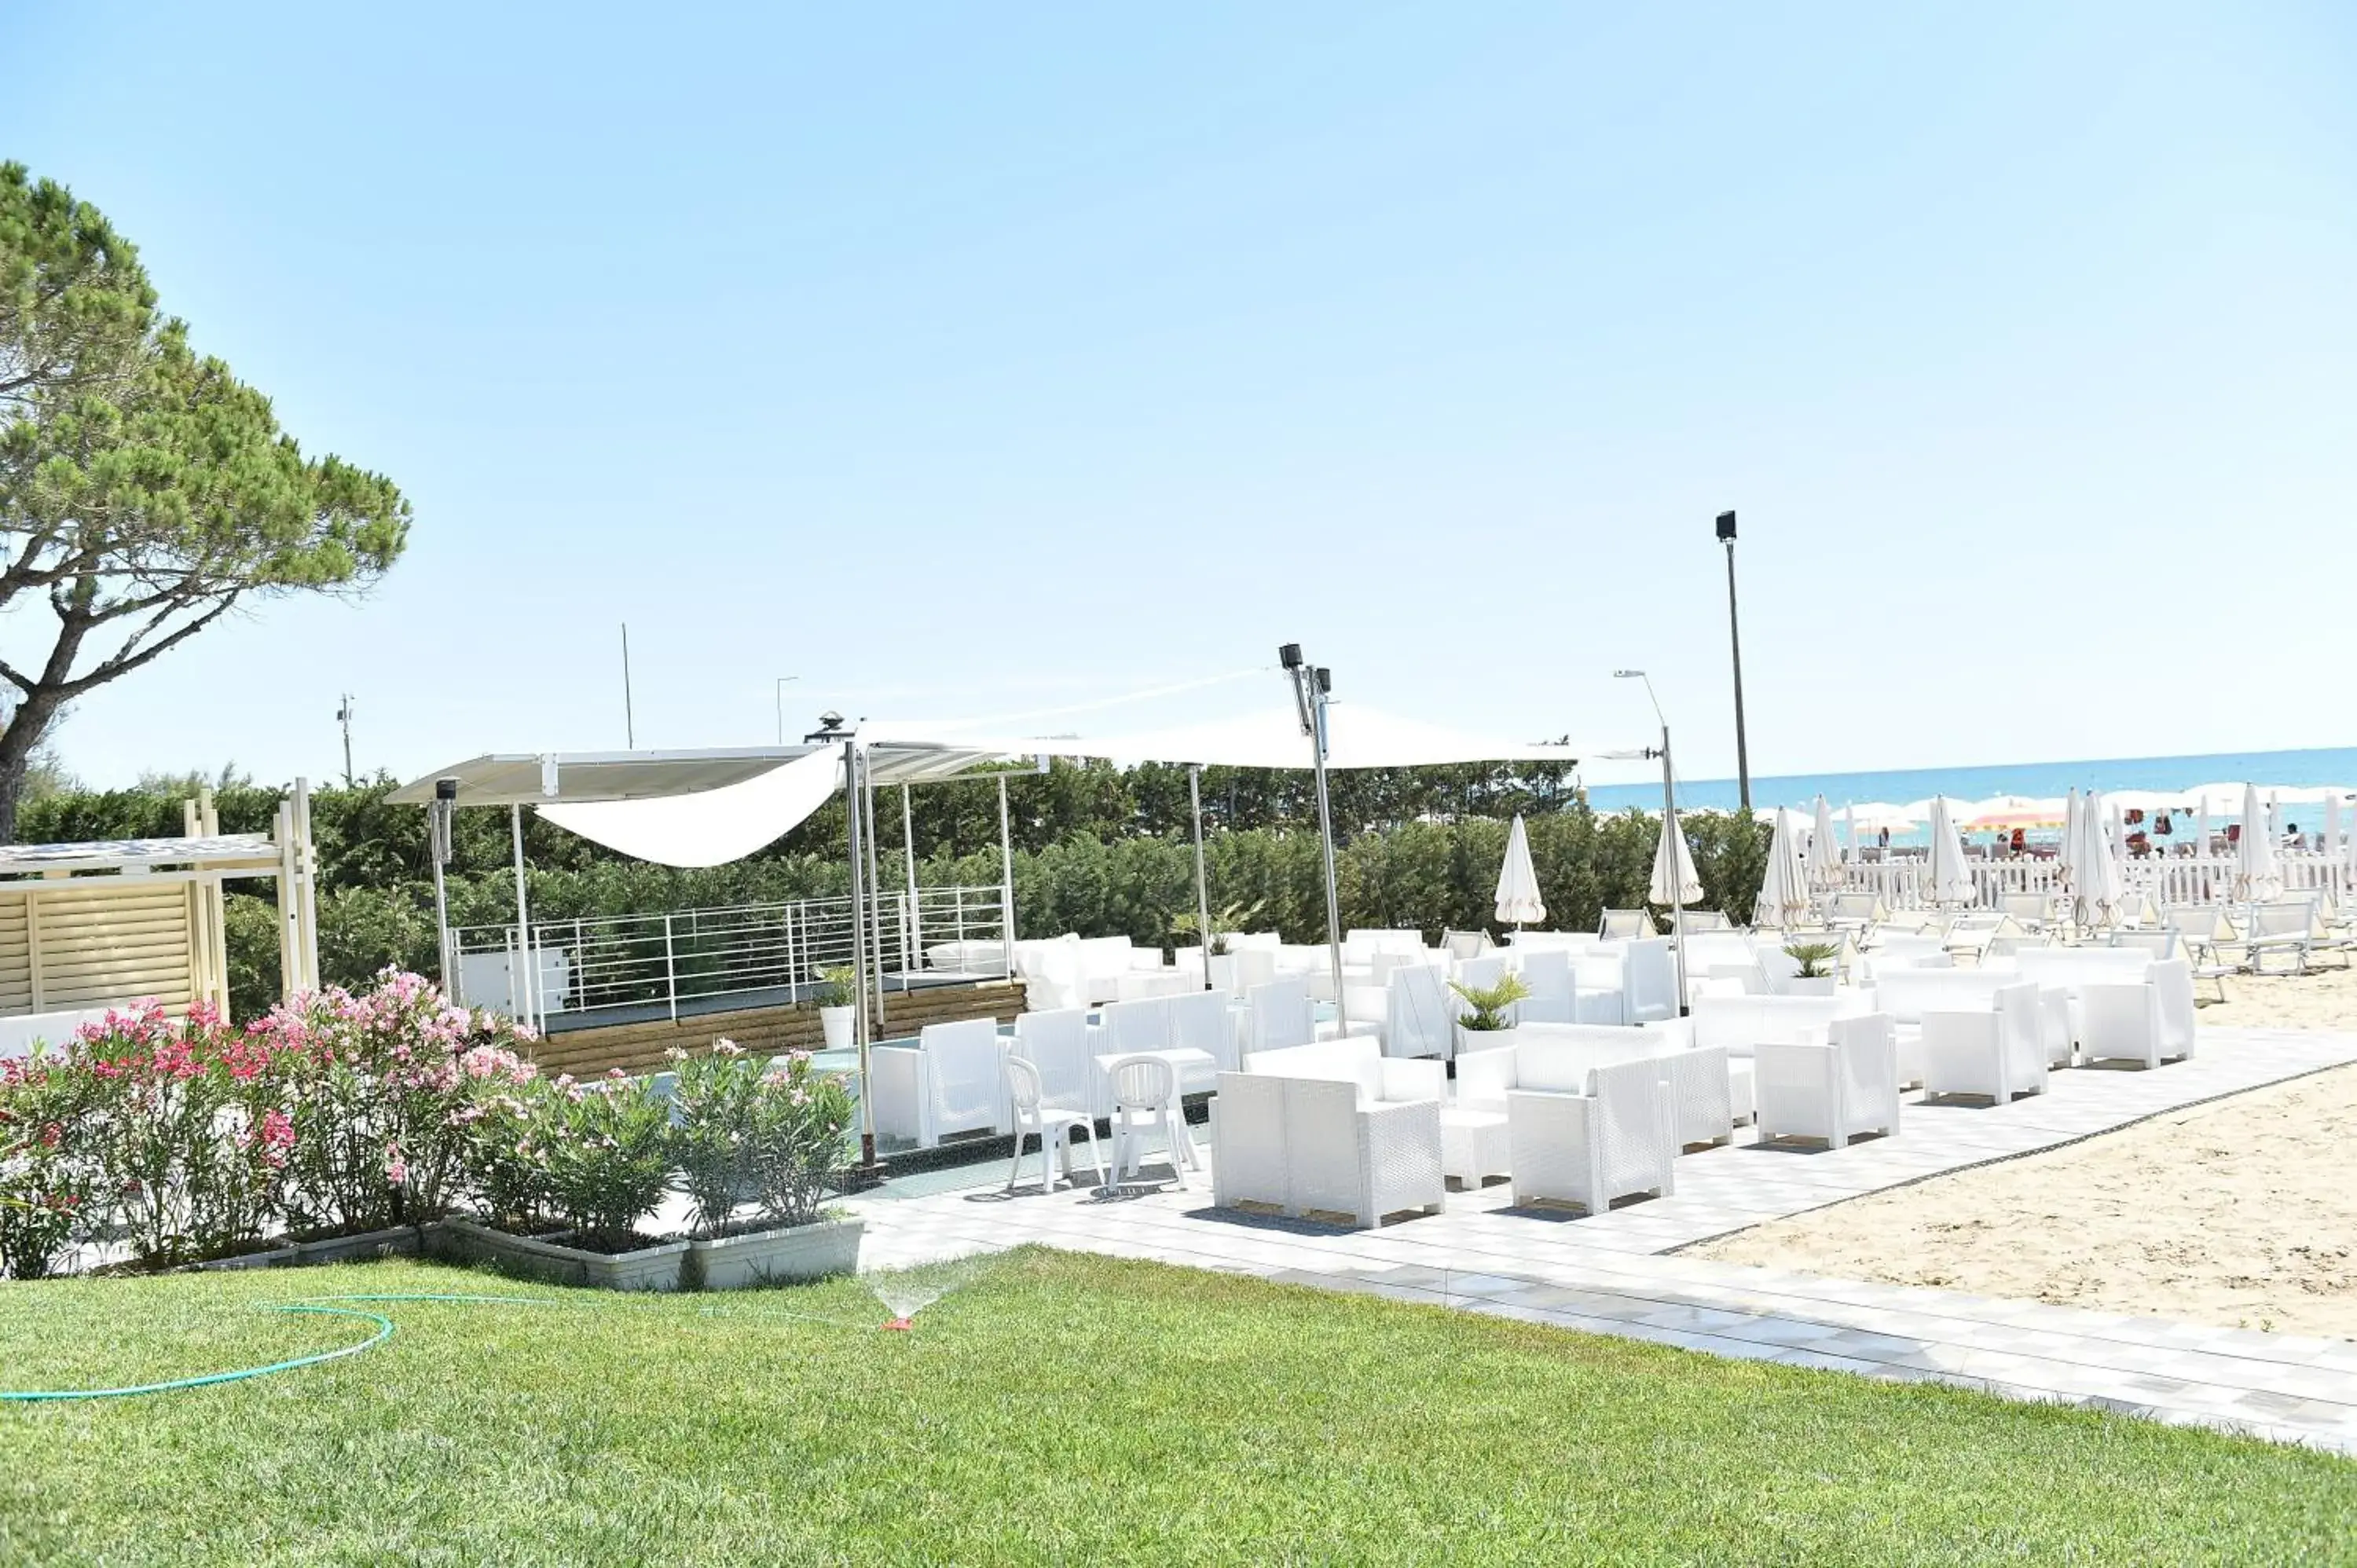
[845,1025,2357,1455]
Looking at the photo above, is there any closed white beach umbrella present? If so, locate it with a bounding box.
[1494,814,1545,927]
[2234,782,2282,902]
[1811,796,1845,891]
[2326,793,2341,859]
[1756,808,1811,927]
[1844,803,1858,862]
[1650,812,1703,908]
[2056,788,2084,885]
[2194,800,2210,856]
[2068,789,2125,929]
[1926,796,1977,907]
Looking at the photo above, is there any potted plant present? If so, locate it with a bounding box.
[1782,940,1842,996]
[1171,899,1264,993]
[438,1068,690,1290]
[672,1042,861,1289]
[1447,973,1532,1056]
[812,965,856,1052]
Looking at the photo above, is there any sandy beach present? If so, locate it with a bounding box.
[1695,963,2357,1339]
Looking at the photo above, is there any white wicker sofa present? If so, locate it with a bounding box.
[1461,1024,1737,1152]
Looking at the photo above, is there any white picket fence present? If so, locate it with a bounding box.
[1840,852,2355,911]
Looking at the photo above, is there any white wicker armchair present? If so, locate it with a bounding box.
[1920,981,2047,1103]
[1753,1012,1901,1149]
[867,1017,1008,1149]
[1505,1056,1676,1214]
[1209,1070,1444,1229]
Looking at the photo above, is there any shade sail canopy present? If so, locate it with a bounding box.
[535,749,845,868]
[1494,815,1545,925]
[387,749,820,807]
[1021,703,1579,771]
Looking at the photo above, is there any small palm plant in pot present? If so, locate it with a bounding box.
[1171,899,1265,990]
[1782,940,1842,995]
[1448,972,1532,1053]
[812,965,857,1051]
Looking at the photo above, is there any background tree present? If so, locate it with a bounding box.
[0,162,408,840]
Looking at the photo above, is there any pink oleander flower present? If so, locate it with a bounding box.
[385,1142,409,1187]
[713,1038,745,1057]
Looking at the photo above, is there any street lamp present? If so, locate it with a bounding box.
[1716,510,1751,812]
[775,676,801,745]
[1614,669,1689,1015]
[1281,642,1346,1004]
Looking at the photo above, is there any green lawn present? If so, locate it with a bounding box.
[1,1250,2351,1566]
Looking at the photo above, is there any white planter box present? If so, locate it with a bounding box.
[1456,1023,1518,1057]
[435,1217,691,1292]
[1786,976,1838,997]
[819,1006,855,1051]
[292,1223,428,1265]
[687,1215,863,1290]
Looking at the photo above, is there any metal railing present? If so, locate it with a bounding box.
[449,884,1010,1028]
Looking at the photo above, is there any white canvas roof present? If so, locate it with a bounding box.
[999,703,1579,771]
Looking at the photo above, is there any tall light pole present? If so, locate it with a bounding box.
[1716,511,1750,812]
[620,623,636,749]
[1281,642,1346,1006]
[1615,669,1688,1016]
[775,675,801,744]
[335,694,355,788]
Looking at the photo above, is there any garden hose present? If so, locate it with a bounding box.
[0,1289,868,1405]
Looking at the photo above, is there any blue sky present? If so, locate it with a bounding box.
[2,2,2352,791]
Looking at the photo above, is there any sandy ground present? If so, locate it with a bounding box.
[1695,963,2357,1339]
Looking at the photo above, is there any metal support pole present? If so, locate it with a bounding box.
[509,804,535,1031]
[845,742,876,1170]
[1309,691,1345,1006]
[1722,534,1751,813]
[428,801,453,992]
[1659,726,1689,1017]
[863,751,887,1032]
[901,783,920,976]
[1189,764,1214,991]
[997,774,1017,981]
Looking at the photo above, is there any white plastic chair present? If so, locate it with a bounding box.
[1003,1054,1105,1194]
[1106,1053,1192,1188]
[1599,908,1655,938]
[1919,981,2046,1103]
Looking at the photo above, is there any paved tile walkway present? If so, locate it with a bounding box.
[845,1025,2357,1455]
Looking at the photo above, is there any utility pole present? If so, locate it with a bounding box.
[1716,510,1751,811]
[621,623,636,749]
[335,694,355,787]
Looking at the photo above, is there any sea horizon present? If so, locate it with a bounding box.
[1582,743,2357,817]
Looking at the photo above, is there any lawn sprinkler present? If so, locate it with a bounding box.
[881,1316,914,1332]
[860,1252,998,1334]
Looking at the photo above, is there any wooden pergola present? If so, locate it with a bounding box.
[0,782,319,1043]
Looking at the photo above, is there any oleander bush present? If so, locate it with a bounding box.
[0,972,855,1276]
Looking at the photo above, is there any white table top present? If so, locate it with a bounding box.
[1093,1046,1215,1074]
